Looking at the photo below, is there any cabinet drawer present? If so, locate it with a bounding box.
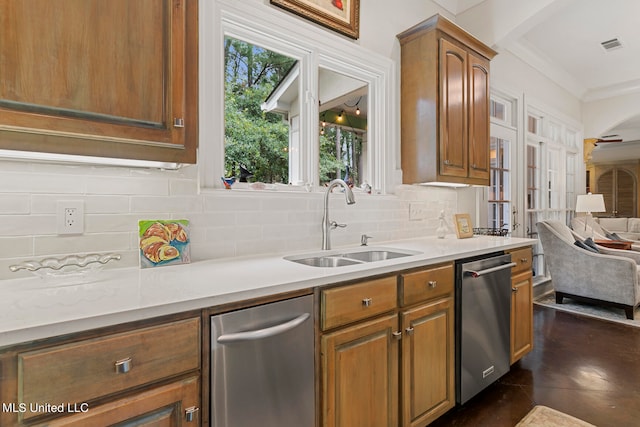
[18,318,200,420]
[509,247,533,274]
[399,263,454,306]
[321,276,397,330]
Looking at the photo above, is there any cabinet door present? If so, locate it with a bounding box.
[322,314,399,427]
[467,51,491,183]
[438,38,468,179]
[0,0,197,163]
[39,377,199,427]
[401,297,455,427]
[511,270,533,364]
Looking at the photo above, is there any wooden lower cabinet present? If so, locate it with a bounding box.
[321,314,400,427]
[401,297,455,427]
[511,269,533,363]
[508,246,534,364]
[39,376,200,427]
[320,263,455,427]
[0,315,201,427]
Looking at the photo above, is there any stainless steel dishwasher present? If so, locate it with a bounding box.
[455,252,516,404]
[210,294,314,427]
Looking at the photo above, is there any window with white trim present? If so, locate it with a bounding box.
[200,1,394,192]
[487,93,516,233]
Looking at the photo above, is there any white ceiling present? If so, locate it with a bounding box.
[437,0,640,144]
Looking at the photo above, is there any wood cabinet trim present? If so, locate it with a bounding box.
[397,14,497,60]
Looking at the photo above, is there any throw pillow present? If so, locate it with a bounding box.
[574,239,598,253]
[583,237,600,252]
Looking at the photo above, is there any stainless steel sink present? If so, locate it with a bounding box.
[284,247,421,267]
[290,256,363,268]
[341,250,412,262]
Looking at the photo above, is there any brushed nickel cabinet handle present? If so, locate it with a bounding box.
[393,331,402,340]
[405,326,415,336]
[362,298,372,307]
[428,280,437,288]
[115,357,132,374]
[512,287,518,293]
[521,258,528,263]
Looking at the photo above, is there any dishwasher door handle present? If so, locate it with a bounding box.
[217,313,310,344]
[464,262,517,278]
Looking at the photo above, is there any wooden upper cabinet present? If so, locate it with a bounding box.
[0,0,198,163]
[468,51,491,181]
[439,39,468,179]
[398,14,496,186]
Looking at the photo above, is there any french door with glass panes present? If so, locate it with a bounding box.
[488,124,516,234]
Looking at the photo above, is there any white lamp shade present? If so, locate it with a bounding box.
[575,193,606,213]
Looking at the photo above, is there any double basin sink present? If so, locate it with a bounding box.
[284,247,422,267]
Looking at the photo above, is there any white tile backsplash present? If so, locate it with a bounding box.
[0,195,30,214]
[0,161,461,280]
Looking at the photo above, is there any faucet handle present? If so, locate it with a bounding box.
[361,234,373,246]
[330,220,347,229]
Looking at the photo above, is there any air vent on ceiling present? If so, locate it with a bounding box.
[601,38,623,52]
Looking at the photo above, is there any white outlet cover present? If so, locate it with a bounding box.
[57,200,84,234]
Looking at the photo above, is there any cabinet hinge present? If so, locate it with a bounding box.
[173,118,185,128]
[185,406,199,422]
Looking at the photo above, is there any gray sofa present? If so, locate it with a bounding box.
[571,216,640,251]
[597,217,640,241]
[537,220,640,319]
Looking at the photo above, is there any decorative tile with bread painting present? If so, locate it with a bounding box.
[138,220,191,268]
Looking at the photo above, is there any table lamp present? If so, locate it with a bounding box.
[575,193,606,234]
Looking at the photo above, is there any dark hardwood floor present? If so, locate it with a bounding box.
[430,304,640,427]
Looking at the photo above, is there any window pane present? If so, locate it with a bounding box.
[319,67,368,187]
[224,37,297,184]
[527,115,540,134]
[490,99,505,121]
[488,135,511,230]
[527,144,539,210]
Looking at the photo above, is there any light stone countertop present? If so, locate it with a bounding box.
[0,234,537,348]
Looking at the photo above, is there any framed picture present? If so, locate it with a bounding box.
[139,220,191,268]
[454,214,474,239]
[270,0,360,39]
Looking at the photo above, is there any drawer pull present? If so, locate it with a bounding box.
[362,298,373,307]
[185,406,199,422]
[520,258,528,263]
[405,326,414,336]
[115,357,132,374]
[428,280,437,288]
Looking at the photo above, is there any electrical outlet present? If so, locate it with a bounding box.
[57,201,84,234]
[409,202,429,221]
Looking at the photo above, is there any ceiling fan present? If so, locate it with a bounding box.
[594,135,623,145]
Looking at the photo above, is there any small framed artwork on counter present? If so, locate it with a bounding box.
[454,213,474,239]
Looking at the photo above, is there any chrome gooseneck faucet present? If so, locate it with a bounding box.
[322,179,355,250]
